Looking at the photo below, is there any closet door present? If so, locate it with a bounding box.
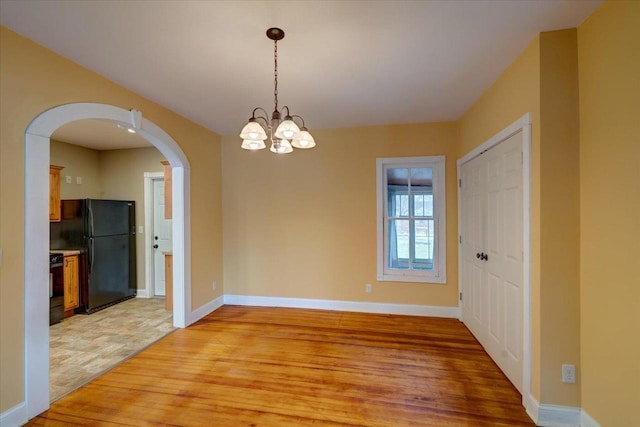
[461,150,487,344]
[460,132,524,393]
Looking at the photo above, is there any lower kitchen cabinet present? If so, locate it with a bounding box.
[63,255,79,312]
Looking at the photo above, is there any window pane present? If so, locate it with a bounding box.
[387,168,409,217]
[388,219,409,269]
[411,167,432,218]
[413,194,433,217]
[413,219,434,270]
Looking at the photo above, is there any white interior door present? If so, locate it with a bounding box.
[461,151,487,343]
[461,132,524,392]
[153,178,172,296]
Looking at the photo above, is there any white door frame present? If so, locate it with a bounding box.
[143,172,166,298]
[24,103,192,419]
[457,112,532,410]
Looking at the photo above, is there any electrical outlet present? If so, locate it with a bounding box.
[365,283,372,293]
[76,176,82,184]
[212,280,217,291]
[562,364,576,383]
[65,175,72,184]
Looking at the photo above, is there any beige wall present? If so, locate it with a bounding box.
[50,140,101,199]
[459,29,584,408]
[0,27,223,412]
[458,36,543,400]
[538,29,581,406]
[99,147,167,292]
[223,123,459,306]
[578,1,640,425]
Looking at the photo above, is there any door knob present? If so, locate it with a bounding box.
[154,236,159,240]
[476,252,481,259]
[476,252,488,261]
[153,244,159,249]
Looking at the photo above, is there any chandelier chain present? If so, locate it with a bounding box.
[273,40,278,112]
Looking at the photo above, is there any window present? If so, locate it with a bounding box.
[376,156,446,283]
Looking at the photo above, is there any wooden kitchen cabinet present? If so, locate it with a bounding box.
[49,165,64,222]
[160,160,172,219]
[63,255,79,312]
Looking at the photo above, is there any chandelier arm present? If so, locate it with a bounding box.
[290,114,306,129]
[252,107,270,121]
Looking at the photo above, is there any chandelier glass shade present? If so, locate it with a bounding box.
[239,28,315,153]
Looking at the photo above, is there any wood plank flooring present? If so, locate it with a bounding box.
[28,305,534,426]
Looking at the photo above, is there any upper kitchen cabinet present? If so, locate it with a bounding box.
[49,165,64,222]
[161,161,172,219]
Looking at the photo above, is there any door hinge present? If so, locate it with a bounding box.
[458,178,462,188]
[459,235,462,244]
[459,292,462,301]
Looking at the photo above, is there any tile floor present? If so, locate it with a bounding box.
[49,297,175,402]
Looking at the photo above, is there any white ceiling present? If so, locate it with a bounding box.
[51,119,152,150]
[1,0,601,149]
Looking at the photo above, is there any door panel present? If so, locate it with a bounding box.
[460,131,523,393]
[87,199,133,237]
[88,234,131,309]
[153,179,173,296]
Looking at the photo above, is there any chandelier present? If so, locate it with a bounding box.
[239,27,316,154]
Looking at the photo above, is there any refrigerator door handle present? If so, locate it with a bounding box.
[88,204,95,237]
[88,237,94,272]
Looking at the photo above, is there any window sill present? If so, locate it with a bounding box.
[377,274,446,284]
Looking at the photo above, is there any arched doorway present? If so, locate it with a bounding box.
[24,103,192,418]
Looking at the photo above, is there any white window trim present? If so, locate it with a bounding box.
[376,156,446,284]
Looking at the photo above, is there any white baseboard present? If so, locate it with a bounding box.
[525,394,582,427]
[538,404,581,427]
[580,409,602,427]
[223,294,461,318]
[190,295,224,324]
[136,290,149,298]
[0,402,27,427]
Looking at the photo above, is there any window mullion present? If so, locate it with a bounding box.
[408,170,414,270]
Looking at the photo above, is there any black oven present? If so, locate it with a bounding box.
[50,253,64,325]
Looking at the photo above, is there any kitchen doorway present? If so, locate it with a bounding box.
[25,103,192,419]
[143,173,174,300]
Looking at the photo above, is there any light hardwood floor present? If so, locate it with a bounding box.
[30,305,534,426]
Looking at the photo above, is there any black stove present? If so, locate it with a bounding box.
[50,252,64,267]
[50,252,64,325]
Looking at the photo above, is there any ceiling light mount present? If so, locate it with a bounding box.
[266,27,285,42]
[239,27,315,154]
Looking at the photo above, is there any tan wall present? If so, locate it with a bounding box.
[222,123,459,306]
[0,27,223,412]
[538,29,581,406]
[578,1,640,425]
[458,36,543,400]
[50,140,101,199]
[99,147,167,292]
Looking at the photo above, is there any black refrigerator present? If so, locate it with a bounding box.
[51,199,136,313]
